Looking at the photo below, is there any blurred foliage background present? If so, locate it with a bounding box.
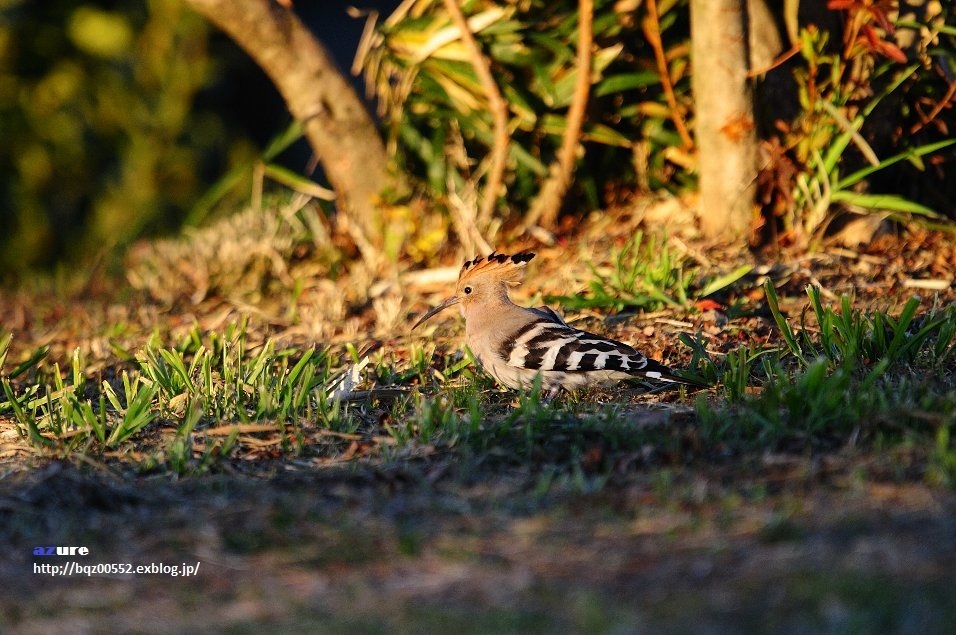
[0,0,291,274]
[361,0,694,212]
[362,0,954,244]
[0,0,953,277]
[352,0,700,261]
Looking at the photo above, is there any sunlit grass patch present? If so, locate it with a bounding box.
[1,262,954,490]
[695,282,956,462]
[0,322,387,471]
[547,231,752,313]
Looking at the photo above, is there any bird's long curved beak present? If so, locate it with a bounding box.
[412,296,460,330]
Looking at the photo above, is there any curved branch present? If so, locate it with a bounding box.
[184,0,400,258]
[441,0,510,228]
[525,0,594,229]
[645,0,694,150]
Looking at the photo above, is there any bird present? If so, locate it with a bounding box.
[412,251,705,396]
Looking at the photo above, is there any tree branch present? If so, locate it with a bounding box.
[524,0,594,230]
[644,0,694,150]
[441,0,510,229]
[183,0,400,259]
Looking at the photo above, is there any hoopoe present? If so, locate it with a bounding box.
[413,251,704,396]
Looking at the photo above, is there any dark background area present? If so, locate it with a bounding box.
[1,1,951,277]
[0,1,399,274]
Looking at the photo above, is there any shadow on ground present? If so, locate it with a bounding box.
[3,460,955,632]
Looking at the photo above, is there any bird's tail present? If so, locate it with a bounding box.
[635,358,710,388]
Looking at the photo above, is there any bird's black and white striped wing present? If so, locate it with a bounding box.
[527,305,571,327]
[497,318,679,381]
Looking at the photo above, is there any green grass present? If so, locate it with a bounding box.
[547,232,752,313]
[692,282,956,464]
[1,263,954,488]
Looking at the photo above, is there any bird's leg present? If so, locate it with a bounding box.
[541,386,564,403]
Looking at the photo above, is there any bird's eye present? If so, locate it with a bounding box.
[463,286,473,295]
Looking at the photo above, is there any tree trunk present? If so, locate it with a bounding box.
[183,0,399,251]
[690,0,758,242]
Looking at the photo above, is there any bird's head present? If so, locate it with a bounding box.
[412,251,535,329]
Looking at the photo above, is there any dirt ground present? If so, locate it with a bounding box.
[1,216,955,632]
[3,459,955,632]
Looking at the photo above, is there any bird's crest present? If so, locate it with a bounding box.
[459,251,535,285]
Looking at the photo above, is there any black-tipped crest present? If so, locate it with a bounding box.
[460,251,535,278]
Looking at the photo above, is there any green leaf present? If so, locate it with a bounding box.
[594,71,661,97]
[699,265,753,298]
[829,191,944,217]
[0,332,11,373]
[836,138,956,190]
[9,345,48,379]
[861,64,920,118]
[262,164,335,201]
[764,280,806,365]
[538,115,632,147]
